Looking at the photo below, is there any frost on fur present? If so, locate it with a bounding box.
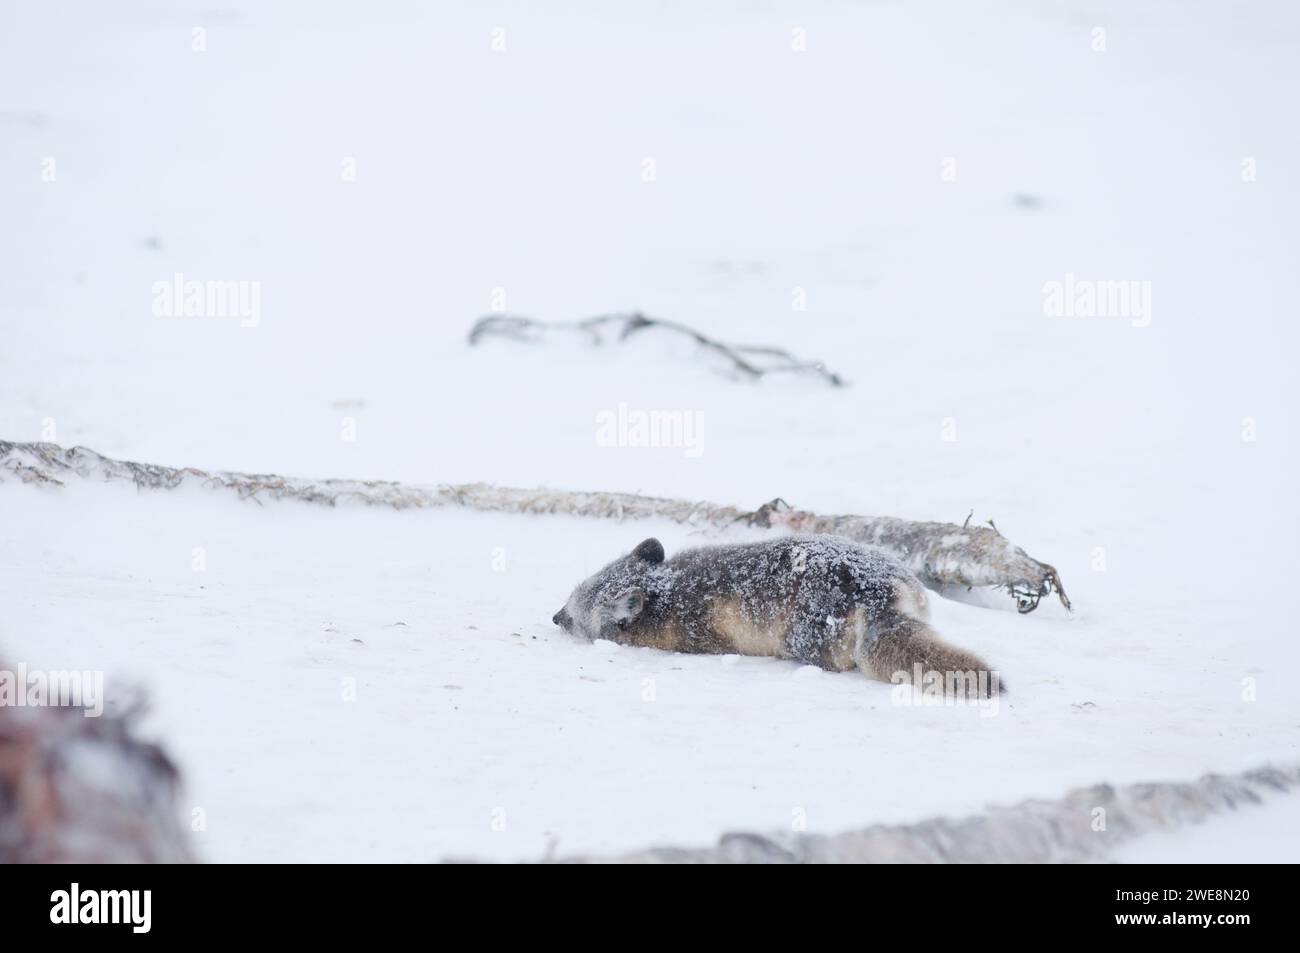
[553,535,1001,696]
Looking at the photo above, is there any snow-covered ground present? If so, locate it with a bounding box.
[1,0,1298,861]
[1113,796,1300,864]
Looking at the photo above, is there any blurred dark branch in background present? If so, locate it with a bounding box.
[0,670,195,863]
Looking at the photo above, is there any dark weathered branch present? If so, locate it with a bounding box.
[551,763,1300,863]
[742,497,1069,612]
[0,441,1068,612]
[468,312,847,387]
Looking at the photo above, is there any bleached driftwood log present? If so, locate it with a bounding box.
[0,440,1068,612]
[469,312,848,387]
[560,763,1300,863]
[0,667,195,863]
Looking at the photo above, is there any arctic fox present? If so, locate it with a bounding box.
[553,535,1002,697]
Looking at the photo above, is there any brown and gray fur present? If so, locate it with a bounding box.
[553,535,1002,697]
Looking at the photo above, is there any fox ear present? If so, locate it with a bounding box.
[632,538,665,564]
[610,587,646,623]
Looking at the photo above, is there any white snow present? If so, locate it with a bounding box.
[1,0,1298,862]
[1114,796,1300,865]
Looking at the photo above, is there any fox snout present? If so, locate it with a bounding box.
[552,608,572,630]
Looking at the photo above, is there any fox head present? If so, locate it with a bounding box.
[553,537,666,640]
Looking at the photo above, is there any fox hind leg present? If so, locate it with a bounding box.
[856,612,1003,697]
